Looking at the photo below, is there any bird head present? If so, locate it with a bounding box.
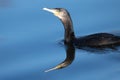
[43,8,69,20]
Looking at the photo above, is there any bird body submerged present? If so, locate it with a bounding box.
[74,33,120,48]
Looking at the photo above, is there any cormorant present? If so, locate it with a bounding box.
[43,8,120,72]
[43,8,120,48]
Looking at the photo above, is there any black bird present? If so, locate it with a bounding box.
[43,8,120,72]
[43,8,120,48]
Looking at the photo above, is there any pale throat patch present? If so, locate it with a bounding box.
[54,12,63,19]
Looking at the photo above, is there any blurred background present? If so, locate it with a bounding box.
[0,0,120,80]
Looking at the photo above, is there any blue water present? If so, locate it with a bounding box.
[0,0,120,80]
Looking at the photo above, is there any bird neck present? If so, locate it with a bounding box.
[60,16,75,44]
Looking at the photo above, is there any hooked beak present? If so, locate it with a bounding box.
[43,8,55,13]
[43,8,60,17]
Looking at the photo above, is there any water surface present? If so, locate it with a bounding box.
[0,0,120,80]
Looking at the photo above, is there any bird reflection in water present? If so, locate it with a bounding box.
[45,42,120,72]
[45,43,75,72]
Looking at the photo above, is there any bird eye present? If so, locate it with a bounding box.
[55,8,61,12]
